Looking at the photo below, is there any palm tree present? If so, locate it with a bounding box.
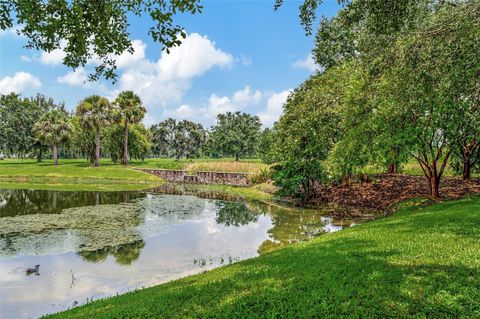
[76,95,111,167]
[114,91,146,165]
[34,110,72,166]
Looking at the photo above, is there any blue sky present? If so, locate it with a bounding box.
[0,1,339,127]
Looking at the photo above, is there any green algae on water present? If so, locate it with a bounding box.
[0,203,142,256]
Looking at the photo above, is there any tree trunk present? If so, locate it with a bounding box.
[460,141,478,180]
[123,120,129,165]
[235,153,239,161]
[53,143,58,166]
[37,147,43,162]
[414,148,451,200]
[428,175,440,199]
[387,163,397,174]
[95,127,100,167]
[462,160,471,180]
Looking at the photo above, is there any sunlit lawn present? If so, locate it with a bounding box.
[362,158,458,177]
[0,157,268,179]
[0,158,272,196]
[0,159,160,182]
[46,196,480,318]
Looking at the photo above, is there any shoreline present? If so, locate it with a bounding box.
[44,195,480,318]
[2,171,479,318]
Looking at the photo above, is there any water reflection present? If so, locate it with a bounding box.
[215,201,259,227]
[246,202,347,254]
[0,188,146,217]
[0,189,358,319]
[149,183,244,201]
[78,240,145,266]
[0,191,355,261]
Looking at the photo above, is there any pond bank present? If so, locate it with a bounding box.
[0,188,355,318]
[45,195,480,318]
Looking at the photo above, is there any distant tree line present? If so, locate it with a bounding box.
[0,93,269,165]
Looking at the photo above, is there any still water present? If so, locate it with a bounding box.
[0,188,352,319]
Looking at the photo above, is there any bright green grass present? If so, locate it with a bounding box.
[0,158,265,178]
[363,158,458,177]
[46,196,480,318]
[0,159,274,197]
[0,159,161,182]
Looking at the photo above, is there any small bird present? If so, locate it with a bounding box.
[26,265,40,276]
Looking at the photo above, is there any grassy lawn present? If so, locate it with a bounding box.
[46,196,480,318]
[0,159,161,182]
[0,158,267,178]
[0,159,274,198]
[363,158,461,178]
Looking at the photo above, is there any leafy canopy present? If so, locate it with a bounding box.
[76,95,112,130]
[33,109,72,146]
[209,111,261,161]
[1,0,202,81]
[272,69,345,200]
[113,91,146,126]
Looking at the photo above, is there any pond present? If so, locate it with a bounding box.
[0,188,355,319]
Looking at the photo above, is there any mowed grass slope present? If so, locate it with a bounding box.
[0,158,267,178]
[0,159,161,182]
[46,197,480,318]
[0,159,273,197]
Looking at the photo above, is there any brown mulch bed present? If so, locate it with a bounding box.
[310,174,480,214]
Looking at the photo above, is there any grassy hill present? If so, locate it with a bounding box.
[46,196,480,318]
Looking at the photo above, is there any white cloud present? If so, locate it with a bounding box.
[50,33,233,125]
[0,25,24,38]
[0,72,41,94]
[258,90,291,127]
[201,94,238,120]
[57,68,110,95]
[40,38,146,68]
[198,86,261,122]
[142,114,155,128]
[116,33,233,123]
[20,55,32,62]
[161,86,289,127]
[156,33,233,80]
[292,53,319,72]
[117,59,189,107]
[232,86,262,107]
[57,68,88,86]
[115,39,147,68]
[40,41,67,65]
[163,104,196,119]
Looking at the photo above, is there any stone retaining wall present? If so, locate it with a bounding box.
[138,169,187,183]
[138,168,251,187]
